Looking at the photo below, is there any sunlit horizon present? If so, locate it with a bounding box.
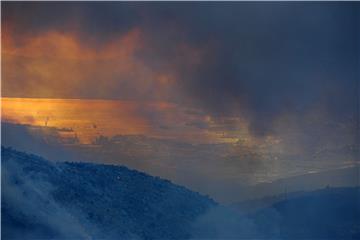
[2,97,242,144]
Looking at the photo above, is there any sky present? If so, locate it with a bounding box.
[1,2,359,201]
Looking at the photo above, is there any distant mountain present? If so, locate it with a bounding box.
[250,187,360,239]
[1,147,216,240]
[232,185,360,238]
[235,165,359,202]
[231,190,306,213]
[189,186,360,239]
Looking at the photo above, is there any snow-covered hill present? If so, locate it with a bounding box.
[1,147,216,239]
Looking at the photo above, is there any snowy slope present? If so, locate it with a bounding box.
[1,147,216,239]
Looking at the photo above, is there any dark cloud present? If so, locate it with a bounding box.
[2,2,139,45]
[185,120,209,130]
[168,3,359,136]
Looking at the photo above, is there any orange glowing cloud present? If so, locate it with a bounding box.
[2,26,229,144]
[2,27,188,101]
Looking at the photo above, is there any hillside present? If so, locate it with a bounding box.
[250,187,360,239]
[1,147,216,239]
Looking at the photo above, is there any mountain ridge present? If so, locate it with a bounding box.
[2,146,216,239]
